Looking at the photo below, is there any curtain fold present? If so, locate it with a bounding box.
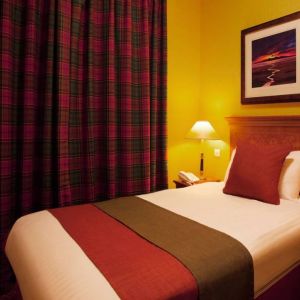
[0,0,167,294]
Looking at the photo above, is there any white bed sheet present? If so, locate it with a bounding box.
[6,182,300,299]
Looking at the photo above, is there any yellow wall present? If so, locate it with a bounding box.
[167,0,300,186]
[167,0,203,186]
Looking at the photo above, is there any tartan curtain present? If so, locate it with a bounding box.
[0,0,167,294]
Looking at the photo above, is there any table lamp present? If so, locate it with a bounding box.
[186,121,219,179]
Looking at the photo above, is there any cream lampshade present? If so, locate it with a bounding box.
[186,121,219,179]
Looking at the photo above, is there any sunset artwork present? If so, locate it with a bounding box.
[252,29,296,88]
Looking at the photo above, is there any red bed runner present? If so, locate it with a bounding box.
[49,204,198,300]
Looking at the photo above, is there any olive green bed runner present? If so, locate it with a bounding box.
[95,196,254,300]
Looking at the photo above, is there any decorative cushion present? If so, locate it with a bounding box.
[223,143,291,205]
[279,151,300,201]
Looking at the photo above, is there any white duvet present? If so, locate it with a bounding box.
[6,182,300,299]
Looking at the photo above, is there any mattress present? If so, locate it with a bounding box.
[5,182,300,300]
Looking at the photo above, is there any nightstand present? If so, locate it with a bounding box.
[173,178,220,189]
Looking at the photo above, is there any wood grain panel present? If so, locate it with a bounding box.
[226,116,300,151]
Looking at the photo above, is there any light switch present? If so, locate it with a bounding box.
[214,148,221,157]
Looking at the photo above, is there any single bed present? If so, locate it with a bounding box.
[5,115,300,300]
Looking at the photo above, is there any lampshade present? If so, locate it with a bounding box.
[186,121,219,140]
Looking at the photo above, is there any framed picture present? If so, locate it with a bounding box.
[241,12,300,104]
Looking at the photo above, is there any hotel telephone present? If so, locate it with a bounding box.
[178,171,200,184]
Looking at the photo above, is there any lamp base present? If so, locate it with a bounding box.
[199,170,206,180]
[200,153,205,180]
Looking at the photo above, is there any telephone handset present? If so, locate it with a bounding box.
[178,171,200,184]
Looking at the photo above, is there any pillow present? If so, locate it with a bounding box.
[278,151,300,201]
[225,149,300,200]
[223,143,291,205]
[224,148,236,182]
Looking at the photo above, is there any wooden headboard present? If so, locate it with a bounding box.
[225,116,300,151]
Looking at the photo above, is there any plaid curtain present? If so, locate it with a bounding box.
[0,0,167,294]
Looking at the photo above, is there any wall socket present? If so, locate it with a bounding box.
[214,148,221,157]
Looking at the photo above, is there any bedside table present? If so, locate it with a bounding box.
[173,178,220,189]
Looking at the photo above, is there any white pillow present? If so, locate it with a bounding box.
[279,151,300,201]
[224,148,236,182]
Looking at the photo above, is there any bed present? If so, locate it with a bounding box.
[5,115,300,300]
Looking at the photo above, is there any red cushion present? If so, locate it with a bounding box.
[223,143,291,205]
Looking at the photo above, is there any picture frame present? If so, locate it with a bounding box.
[241,12,300,104]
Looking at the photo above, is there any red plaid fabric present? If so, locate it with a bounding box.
[0,0,167,294]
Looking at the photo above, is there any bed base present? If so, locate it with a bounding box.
[257,264,300,300]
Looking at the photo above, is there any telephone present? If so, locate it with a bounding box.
[178,171,200,184]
